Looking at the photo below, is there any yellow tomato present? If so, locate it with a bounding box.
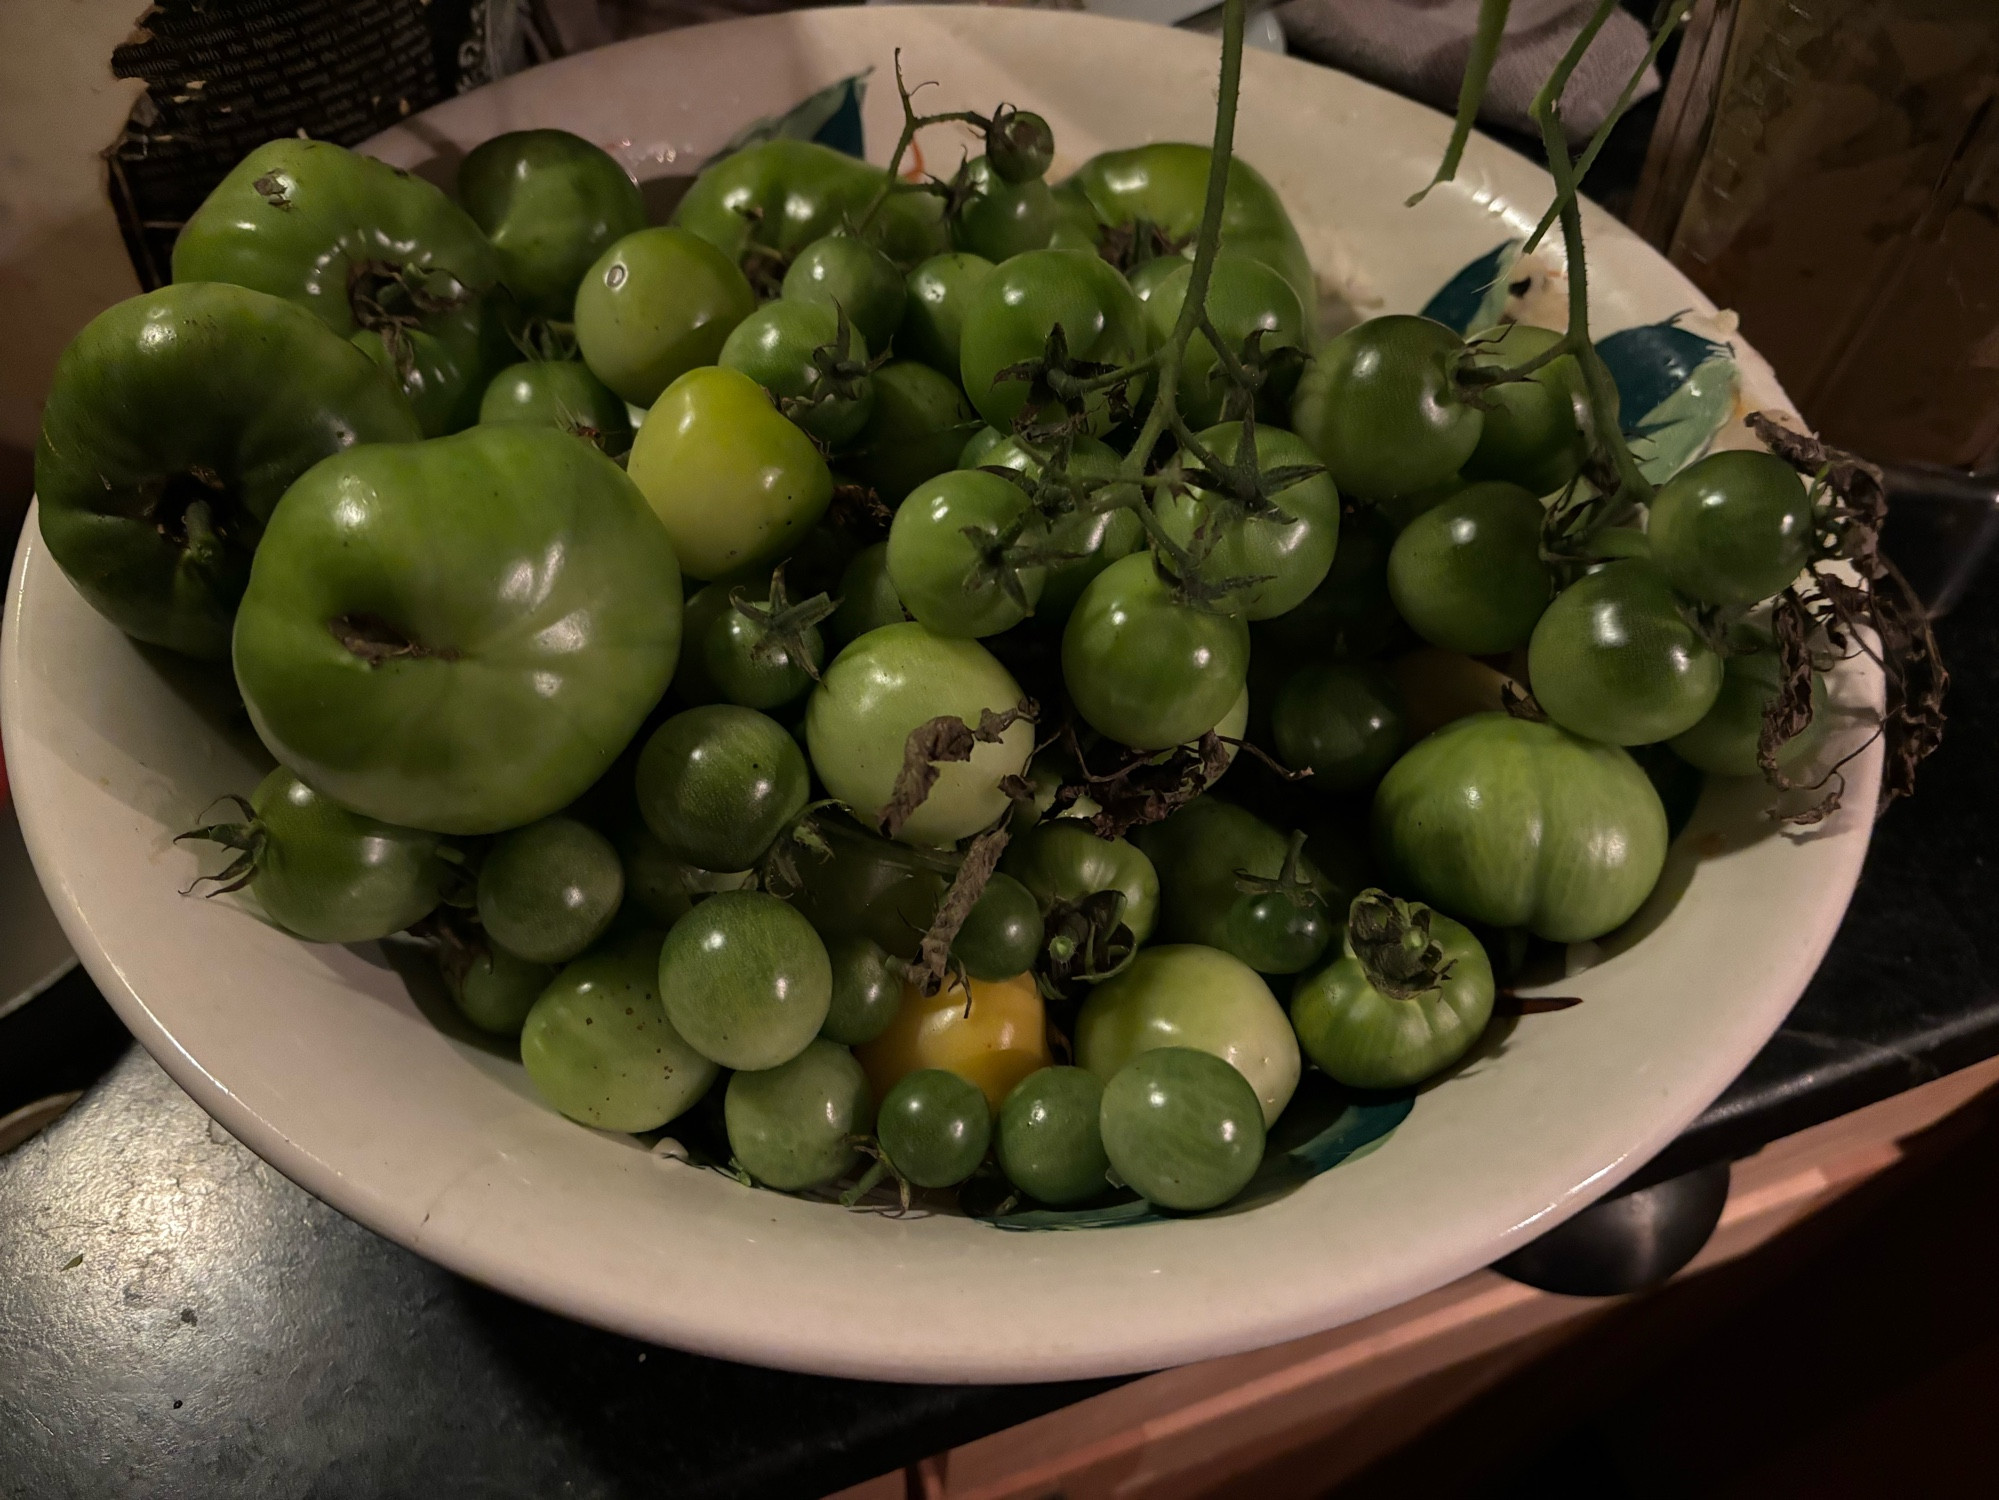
[857,971,1050,1113]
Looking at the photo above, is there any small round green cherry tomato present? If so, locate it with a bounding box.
[575,226,755,407]
[1143,255,1308,428]
[878,1068,993,1188]
[718,298,875,448]
[1668,639,1832,777]
[1373,712,1669,942]
[830,542,910,644]
[1076,942,1300,1126]
[997,1066,1109,1205]
[1528,560,1724,745]
[902,253,995,375]
[636,705,811,873]
[1292,316,1484,502]
[950,156,1058,263]
[457,129,647,320]
[887,469,1048,638]
[522,931,718,1131]
[1387,481,1553,655]
[1062,553,1251,751]
[1271,662,1405,791]
[781,234,907,350]
[952,872,1045,981]
[959,249,1150,435]
[1130,799,1336,976]
[1126,255,1190,302]
[1459,323,1595,496]
[629,364,833,581]
[478,359,633,454]
[1290,891,1496,1090]
[477,815,624,964]
[1100,1047,1265,1212]
[1154,421,1341,620]
[987,108,1057,184]
[725,1037,875,1190]
[821,935,904,1046]
[805,623,1035,846]
[969,433,1143,620]
[1001,822,1160,946]
[447,939,556,1037]
[674,573,830,712]
[1649,448,1815,607]
[842,360,983,506]
[659,889,832,1070]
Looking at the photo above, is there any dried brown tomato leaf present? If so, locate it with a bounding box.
[878,701,1037,840]
[911,828,1011,995]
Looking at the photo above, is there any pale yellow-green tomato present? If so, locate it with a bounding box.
[1075,944,1300,1126]
[804,622,1034,846]
[627,365,833,580]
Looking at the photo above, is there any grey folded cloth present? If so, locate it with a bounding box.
[1276,0,1660,142]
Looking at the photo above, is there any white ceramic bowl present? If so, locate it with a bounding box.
[0,7,1878,1381]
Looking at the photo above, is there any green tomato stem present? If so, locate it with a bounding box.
[1406,0,1512,207]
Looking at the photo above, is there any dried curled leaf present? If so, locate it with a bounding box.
[1049,727,1233,840]
[911,828,1011,995]
[879,701,1037,840]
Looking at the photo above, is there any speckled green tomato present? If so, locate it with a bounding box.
[951,872,1045,982]
[457,129,646,320]
[1062,554,1251,750]
[997,1066,1110,1205]
[478,360,632,453]
[1290,900,1495,1089]
[636,705,810,873]
[659,890,832,1070]
[574,227,756,406]
[781,234,906,350]
[1648,448,1815,607]
[718,298,875,448]
[951,156,1058,263]
[1099,1047,1265,1212]
[1076,943,1300,1127]
[446,940,555,1037]
[1292,316,1483,502]
[724,1037,874,1191]
[1529,560,1724,745]
[887,469,1047,638]
[842,360,982,505]
[959,249,1150,435]
[830,542,909,644]
[628,365,832,580]
[34,283,420,659]
[1460,323,1594,496]
[902,253,994,374]
[878,1068,992,1188]
[1388,481,1552,655]
[1668,642,1832,777]
[969,433,1143,620]
[1001,822,1160,946]
[521,931,717,1131]
[1155,422,1341,619]
[673,578,825,712]
[805,623,1036,847]
[233,424,681,835]
[1143,255,1308,427]
[1271,662,1405,791]
[821,935,903,1046]
[1373,713,1670,942]
[673,137,947,271]
[477,815,624,964]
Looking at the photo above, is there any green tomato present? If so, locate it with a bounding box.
[1059,143,1317,322]
[952,872,1045,982]
[1529,560,1724,745]
[997,1066,1109,1205]
[628,365,833,580]
[1076,943,1300,1126]
[233,424,682,835]
[173,138,502,433]
[522,931,718,1131]
[615,820,757,927]
[575,227,756,406]
[805,623,1035,846]
[988,109,1057,184]
[446,940,556,1037]
[951,156,1058,262]
[781,234,906,350]
[1460,324,1594,496]
[724,1037,874,1191]
[821,935,904,1046]
[477,816,624,965]
[1002,822,1160,946]
[830,542,910,644]
[1062,553,1251,750]
[478,359,633,454]
[718,298,875,448]
[1143,255,1308,428]
[659,890,832,1070]
[959,249,1150,435]
[636,705,810,873]
[1099,1047,1265,1212]
[841,360,983,506]
[1290,896,1495,1089]
[1125,254,1190,302]
[968,433,1142,621]
[1649,449,1815,607]
[887,469,1047,638]
[1372,712,1669,942]
[878,1068,992,1188]
[1154,421,1341,619]
[1130,798,1335,975]
[902,253,994,375]
[673,577,826,712]
[674,138,947,270]
[1292,316,1483,502]
[1668,640,1831,777]
[784,813,952,963]
[457,129,647,320]
[1271,662,1405,791]
[1252,504,1405,663]
[34,283,419,659]
[1387,481,1552,654]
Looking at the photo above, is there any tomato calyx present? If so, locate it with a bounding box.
[1205,326,1305,424]
[729,564,837,684]
[1038,887,1139,994]
[1346,889,1457,1001]
[1095,218,1191,278]
[994,323,1134,439]
[780,302,885,433]
[346,257,475,380]
[174,794,265,897]
[327,612,462,667]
